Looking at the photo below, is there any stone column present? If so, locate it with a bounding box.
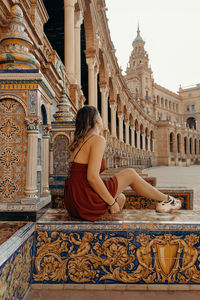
[110,103,117,138]
[64,0,75,80]
[131,126,135,147]
[42,125,50,196]
[137,130,140,150]
[152,138,155,152]
[100,84,108,129]
[147,136,151,151]
[125,120,129,145]
[173,133,178,165]
[23,118,39,202]
[94,64,99,108]
[74,10,83,85]
[118,113,123,142]
[49,142,54,175]
[86,56,96,106]
[142,133,145,150]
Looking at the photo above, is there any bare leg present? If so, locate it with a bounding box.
[115,193,126,211]
[115,168,168,202]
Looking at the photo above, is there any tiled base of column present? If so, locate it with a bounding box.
[0,196,51,221]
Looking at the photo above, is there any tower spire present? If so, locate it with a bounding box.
[137,22,140,36]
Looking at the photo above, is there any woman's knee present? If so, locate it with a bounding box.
[126,168,137,177]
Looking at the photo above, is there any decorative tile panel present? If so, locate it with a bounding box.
[53,135,70,175]
[0,99,27,203]
[32,229,200,285]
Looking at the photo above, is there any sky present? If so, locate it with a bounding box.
[106,0,200,93]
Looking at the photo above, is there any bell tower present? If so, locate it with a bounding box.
[125,25,153,113]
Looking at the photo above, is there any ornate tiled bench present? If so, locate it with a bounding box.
[2,207,200,297]
[30,208,200,290]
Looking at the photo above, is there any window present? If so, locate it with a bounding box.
[186,105,190,112]
[192,105,195,111]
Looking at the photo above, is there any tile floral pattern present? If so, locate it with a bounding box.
[32,229,200,285]
[0,99,27,203]
[53,134,70,175]
[0,235,33,300]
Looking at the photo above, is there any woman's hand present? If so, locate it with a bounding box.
[110,201,120,214]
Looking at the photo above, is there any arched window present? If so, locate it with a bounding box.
[190,138,192,154]
[194,139,197,154]
[170,132,173,153]
[41,104,47,125]
[150,131,153,152]
[177,134,181,153]
[186,117,196,130]
[184,137,187,154]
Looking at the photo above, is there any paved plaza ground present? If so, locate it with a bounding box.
[144,165,200,209]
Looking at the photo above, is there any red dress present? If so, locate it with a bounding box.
[64,139,118,221]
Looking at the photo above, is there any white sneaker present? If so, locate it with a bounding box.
[156,195,182,213]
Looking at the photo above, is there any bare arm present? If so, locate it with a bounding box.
[87,136,120,212]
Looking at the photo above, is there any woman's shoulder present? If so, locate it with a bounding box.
[91,135,106,144]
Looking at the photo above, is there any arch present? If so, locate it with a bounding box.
[189,137,192,154]
[184,136,187,154]
[165,99,168,108]
[145,127,149,150]
[41,104,48,125]
[0,95,27,115]
[134,119,139,148]
[194,138,197,154]
[150,130,154,152]
[83,2,96,50]
[186,117,196,130]
[169,132,174,153]
[52,132,70,143]
[53,134,70,175]
[140,123,144,149]
[177,133,181,153]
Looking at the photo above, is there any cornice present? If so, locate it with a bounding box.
[0,72,55,99]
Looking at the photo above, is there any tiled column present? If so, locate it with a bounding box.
[42,125,50,196]
[74,10,83,85]
[64,0,75,80]
[118,113,123,142]
[100,84,108,129]
[23,118,39,202]
[110,103,117,138]
[125,120,129,145]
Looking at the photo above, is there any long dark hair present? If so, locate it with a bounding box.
[69,105,99,151]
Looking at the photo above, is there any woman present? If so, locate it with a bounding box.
[64,106,181,221]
